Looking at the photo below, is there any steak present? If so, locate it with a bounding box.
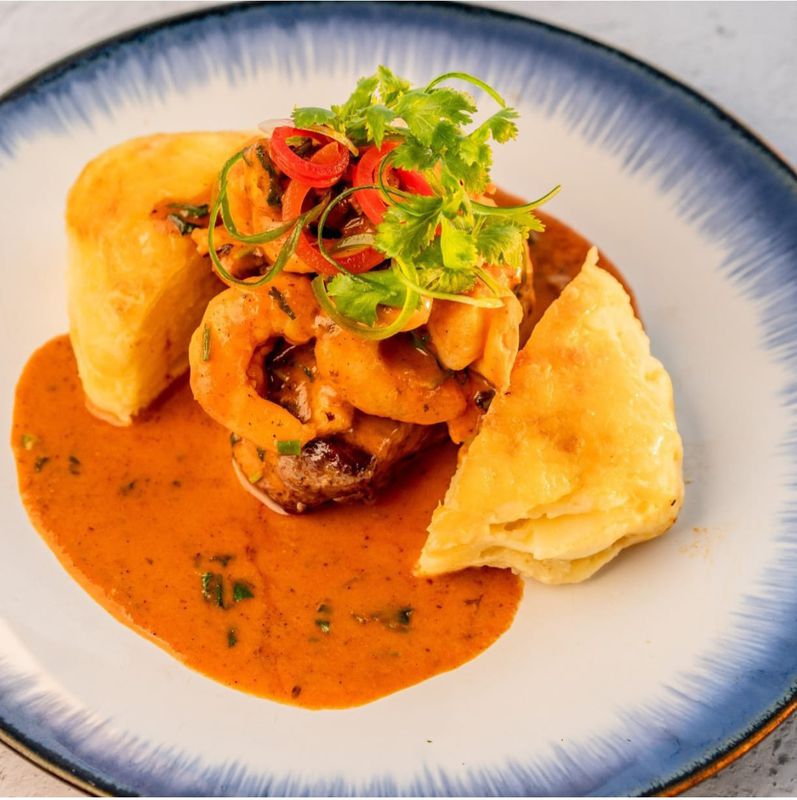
[233,413,444,513]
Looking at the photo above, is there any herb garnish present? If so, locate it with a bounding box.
[34,456,50,472]
[167,214,200,236]
[233,581,254,603]
[120,479,137,495]
[397,607,413,626]
[315,619,331,634]
[296,67,558,331]
[255,144,283,206]
[201,325,211,361]
[166,203,209,236]
[268,286,296,319]
[169,202,210,218]
[68,455,81,475]
[210,554,234,567]
[201,571,225,608]
[21,433,37,450]
[227,627,238,648]
[277,439,302,456]
[351,606,414,631]
[229,432,242,446]
[204,67,558,338]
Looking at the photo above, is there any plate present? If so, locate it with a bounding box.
[2,2,797,795]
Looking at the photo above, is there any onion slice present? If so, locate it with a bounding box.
[231,457,289,516]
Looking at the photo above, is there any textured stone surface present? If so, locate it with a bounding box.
[0,1,794,796]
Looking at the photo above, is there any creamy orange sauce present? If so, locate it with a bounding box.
[11,212,625,709]
[12,338,521,708]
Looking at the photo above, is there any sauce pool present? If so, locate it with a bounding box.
[12,339,521,708]
[11,212,627,708]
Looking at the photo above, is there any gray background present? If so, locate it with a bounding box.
[0,1,795,796]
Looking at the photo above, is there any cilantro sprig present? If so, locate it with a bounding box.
[295,66,559,331]
[206,66,558,337]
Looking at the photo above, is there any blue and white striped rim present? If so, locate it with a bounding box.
[1,2,797,795]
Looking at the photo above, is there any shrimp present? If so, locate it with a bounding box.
[190,141,309,275]
[427,293,523,391]
[189,274,352,452]
[314,323,467,424]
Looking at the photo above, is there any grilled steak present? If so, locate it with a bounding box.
[233,414,445,513]
[235,338,445,512]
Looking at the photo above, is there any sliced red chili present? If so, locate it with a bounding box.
[353,143,398,226]
[269,126,349,188]
[395,168,434,197]
[353,142,434,225]
[282,176,385,276]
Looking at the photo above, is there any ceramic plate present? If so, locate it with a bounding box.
[2,2,796,795]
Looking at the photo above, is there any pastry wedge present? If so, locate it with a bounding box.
[417,249,684,584]
[66,131,252,423]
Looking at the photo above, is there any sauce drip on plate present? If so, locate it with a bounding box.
[10,213,627,708]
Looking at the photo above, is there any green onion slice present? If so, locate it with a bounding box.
[208,185,323,288]
[425,71,507,108]
[218,152,297,245]
[331,233,376,252]
[277,439,302,456]
[314,183,400,275]
[472,185,561,217]
[393,260,504,309]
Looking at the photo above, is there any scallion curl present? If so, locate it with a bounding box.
[314,183,402,274]
[217,151,296,245]
[393,259,504,309]
[425,71,507,108]
[208,178,324,288]
[472,185,561,218]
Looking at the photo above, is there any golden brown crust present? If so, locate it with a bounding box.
[66,131,253,423]
[417,248,684,584]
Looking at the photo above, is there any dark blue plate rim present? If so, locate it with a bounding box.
[0,2,795,796]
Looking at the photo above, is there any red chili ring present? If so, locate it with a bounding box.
[269,126,349,189]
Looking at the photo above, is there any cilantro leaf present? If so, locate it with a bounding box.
[476,107,519,144]
[377,65,410,106]
[393,87,476,146]
[375,195,443,262]
[417,265,477,295]
[327,269,406,325]
[292,106,336,129]
[476,219,525,264]
[365,104,395,149]
[444,148,489,194]
[440,218,478,271]
[337,75,378,119]
[410,239,477,295]
[332,75,379,141]
[390,139,438,172]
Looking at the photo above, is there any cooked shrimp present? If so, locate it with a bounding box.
[427,293,523,391]
[189,274,349,451]
[314,324,467,424]
[377,295,433,331]
[190,141,309,274]
[472,293,523,389]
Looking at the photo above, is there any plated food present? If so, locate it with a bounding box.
[11,67,683,708]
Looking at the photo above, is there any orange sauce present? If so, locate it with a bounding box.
[10,212,625,709]
[11,339,521,708]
